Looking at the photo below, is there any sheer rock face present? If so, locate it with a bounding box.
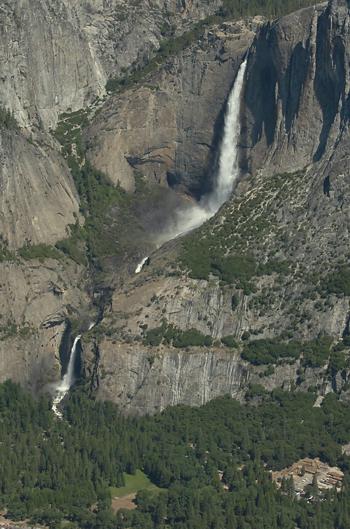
[85,19,261,192]
[0,0,105,130]
[244,0,350,175]
[85,340,249,414]
[2,0,350,410]
[0,129,85,391]
[83,335,335,415]
[64,0,224,79]
[0,0,222,130]
[0,130,81,249]
[82,258,348,414]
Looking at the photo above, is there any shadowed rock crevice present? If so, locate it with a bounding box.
[313,10,346,161]
[283,41,310,134]
[245,25,278,148]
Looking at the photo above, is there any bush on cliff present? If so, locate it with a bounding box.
[144,322,212,348]
[242,338,301,365]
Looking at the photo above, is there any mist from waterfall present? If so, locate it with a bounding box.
[156,58,247,245]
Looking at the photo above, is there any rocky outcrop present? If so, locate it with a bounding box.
[0,0,104,129]
[86,19,262,192]
[67,0,224,80]
[100,264,350,344]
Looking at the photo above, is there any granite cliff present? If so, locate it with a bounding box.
[0,0,228,392]
[82,0,350,413]
[85,18,261,193]
[1,0,350,411]
[0,0,221,129]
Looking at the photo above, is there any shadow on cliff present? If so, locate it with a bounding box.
[313,7,345,161]
[242,3,347,171]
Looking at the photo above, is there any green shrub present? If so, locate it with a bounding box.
[328,350,348,376]
[55,234,86,265]
[221,335,238,348]
[324,268,350,296]
[0,240,16,262]
[258,260,290,275]
[242,336,333,367]
[211,255,257,286]
[53,109,89,161]
[263,365,275,377]
[144,322,212,348]
[180,239,212,280]
[53,161,130,266]
[301,336,332,368]
[144,325,165,347]
[246,384,268,400]
[242,339,301,365]
[171,328,212,348]
[18,243,62,262]
[231,294,239,310]
[181,240,257,292]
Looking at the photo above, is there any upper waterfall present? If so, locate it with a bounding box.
[156,58,248,245]
[207,59,248,211]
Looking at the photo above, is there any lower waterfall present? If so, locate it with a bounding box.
[52,322,95,418]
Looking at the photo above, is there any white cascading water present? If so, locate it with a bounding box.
[52,322,95,418]
[153,58,248,247]
[135,256,149,274]
[207,58,248,212]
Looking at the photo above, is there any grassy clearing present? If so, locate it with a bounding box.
[110,470,161,498]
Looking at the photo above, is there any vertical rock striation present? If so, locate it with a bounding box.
[244,0,350,176]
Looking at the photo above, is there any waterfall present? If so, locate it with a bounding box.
[156,58,248,245]
[207,58,248,211]
[52,322,95,418]
[135,256,150,274]
[60,335,82,392]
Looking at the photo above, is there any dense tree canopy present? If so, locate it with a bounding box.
[0,382,350,529]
